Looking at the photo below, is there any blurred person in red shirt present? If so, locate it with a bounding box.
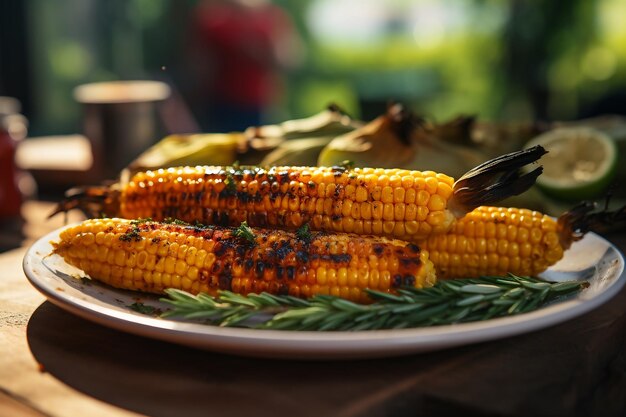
[187,0,303,132]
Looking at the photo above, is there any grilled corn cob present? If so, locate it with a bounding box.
[52,218,436,303]
[419,202,619,279]
[54,147,546,242]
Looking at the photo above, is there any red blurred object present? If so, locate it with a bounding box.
[0,111,26,218]
[189,0,303,131]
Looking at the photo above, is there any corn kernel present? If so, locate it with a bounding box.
[530,228,543,244]
[355,186,368,202]
[393,187,405,203]
[427,194,445,211]
[416,190,429,206]
[344,184,356,200]
[437,182,453,200]
[175,259,188,276]
[172,274,181,289]
[418,222,432,236]
[316,267,327,285]
[393,222,405,238]
[372,202,383,219]
[383,203,394,221]
[400,187,415,205]
[164,257,176,274]
[517,228,529,243]
[383,221,395,235]
[162,273,172,287]
[380,271,391,290]
[204,253,216,269]
[425,177,439,194]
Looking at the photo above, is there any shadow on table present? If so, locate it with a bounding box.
[25,302,493,417]
[0,216,25,253]
[26,299,626,417]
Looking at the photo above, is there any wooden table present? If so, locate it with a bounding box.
[1,201,625,417]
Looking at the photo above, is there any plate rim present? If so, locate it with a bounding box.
[23,226,626,359]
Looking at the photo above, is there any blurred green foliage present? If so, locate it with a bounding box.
[23,0,626,135]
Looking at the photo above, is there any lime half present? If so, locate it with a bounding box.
[525,127,618,201]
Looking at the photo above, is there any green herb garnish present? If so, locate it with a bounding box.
[121,219,157,241]
[233,221,256,244]
[130,218,153,225]
[130,302,158,315]
[296,223,312,242]
[160,275,588,331]
[224,171,237,194]
[119,227,142,242]
[163,218,191,226]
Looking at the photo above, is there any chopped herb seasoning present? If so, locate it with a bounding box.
[119,227,142,242]
[129,302,158,315]
[130,218,153,225]
[233,221,256,244]
[296,223,312,242]
[223,171,237,195]
[163,218,191,226]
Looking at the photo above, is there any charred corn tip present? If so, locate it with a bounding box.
[50,185,120,220]
[53,218,436,303]
[420,206,565,279]
[450,146,547,216]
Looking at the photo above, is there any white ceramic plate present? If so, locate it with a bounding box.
[23,227,625,360]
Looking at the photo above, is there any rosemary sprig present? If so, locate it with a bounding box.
[160,275,588,331]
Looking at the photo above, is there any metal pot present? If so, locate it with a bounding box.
[74,80,170,179]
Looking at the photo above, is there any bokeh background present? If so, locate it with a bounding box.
[2,0,626,136]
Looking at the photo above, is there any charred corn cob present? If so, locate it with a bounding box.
[52,218,436,303]
[55,147,547,241]
[419,202,619,279]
